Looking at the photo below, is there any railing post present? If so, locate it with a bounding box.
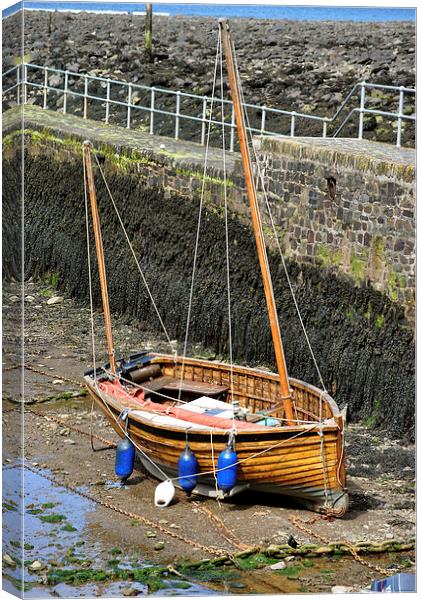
[260,108,266,135]
[290,111,296,137]
[229,103,235,152]
[396,85,404,148]
[63,71,68,114]
[322,119,328,138]
[16,65,21,105]
[201,96,207,145]
[127,83,132,129]
[23,63,28,104]
[150,87,155,134]
[105,78,111,124]
[175,91,181,140]
[42,67,48,109]
[358,81,366,140]
[83,75,88,119]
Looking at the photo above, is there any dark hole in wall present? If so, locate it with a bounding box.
[327,176,336,200]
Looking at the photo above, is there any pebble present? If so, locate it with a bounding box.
[52,379,64,385]
[3,553,16,567]
[331,586,354,594]
[9,295,19,303]
[63,439,76,445]
[122,587,140,597]
[28,560,45,572]
[25,295,36,303]
[47,296,64,305]
[269,560,286,570]
[146,531,156,538]
[154,541,165,551]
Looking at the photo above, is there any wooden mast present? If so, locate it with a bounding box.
[219,19,294,423]
[83,140,117,374]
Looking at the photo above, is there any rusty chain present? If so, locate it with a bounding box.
[289,515,393,577]
[3,362,411,575]
[26,408,117,449]
[3,363,85,389]
[23,463,227,557]
[193,502,248,551]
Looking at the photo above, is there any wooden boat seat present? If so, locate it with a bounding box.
[141,376,228,398]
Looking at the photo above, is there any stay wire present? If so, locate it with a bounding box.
[93,153,174,351]
[83,151,103,451]
[177,30,222,399]
[219,32,235,416]
[231,37,327,394]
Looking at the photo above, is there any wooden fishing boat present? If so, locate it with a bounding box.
[83,19,348,516]
[85,353,347,515]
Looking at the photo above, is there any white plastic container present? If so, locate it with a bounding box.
[154,479,175,508]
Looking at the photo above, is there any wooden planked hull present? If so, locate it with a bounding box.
[86,353,348,516]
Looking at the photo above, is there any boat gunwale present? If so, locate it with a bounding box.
[151,353,341,419]
[84,379,341,438]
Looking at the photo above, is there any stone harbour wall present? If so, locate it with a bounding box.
[256,136,415,322]
[2,106,415,439]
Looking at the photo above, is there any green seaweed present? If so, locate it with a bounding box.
[61,524,77,532]
[2,573,33,592]
[236,553,277,570]
[108,559,120,568]
[277,565,302,578]
[39,514,67,523]
[301,559,314,568]
[47,566,169,592]
[350,254,367,283]
[375,314,385,328]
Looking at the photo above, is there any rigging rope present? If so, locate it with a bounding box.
[231,36,328,394]
[219,32,235,421]
[92,153,174,351]
[82,149,103,451]
[177,30,222,400]
[227,34,335,504]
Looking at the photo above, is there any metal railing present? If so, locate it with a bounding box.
[2,63,416,149]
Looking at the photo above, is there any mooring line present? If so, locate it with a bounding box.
[5,363,413,576]
[288,515,393,577]
[23,463,228,557]
[26,408,117,449]
[192,502,248,551]
[4,363,85,388]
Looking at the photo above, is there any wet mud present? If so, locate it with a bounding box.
[2,278,415,596]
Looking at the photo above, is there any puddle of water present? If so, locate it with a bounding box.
[2,464,220,597]
[4,464,413,596]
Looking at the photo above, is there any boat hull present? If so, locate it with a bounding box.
[138,451,349,515]
[85,353,348,516]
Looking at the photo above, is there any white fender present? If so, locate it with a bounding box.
[154,479,175,508]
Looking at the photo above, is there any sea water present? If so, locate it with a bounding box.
[3,1,416,21]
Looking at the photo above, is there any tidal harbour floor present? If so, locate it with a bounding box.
[3,279,415,596]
